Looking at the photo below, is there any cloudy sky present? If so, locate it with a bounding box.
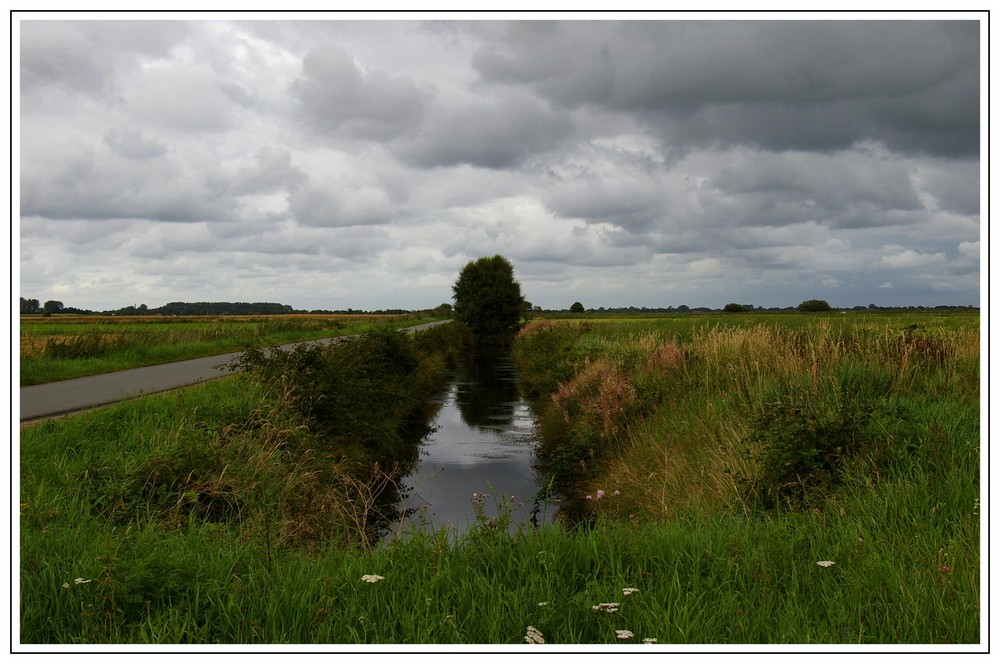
[17,14,983,311]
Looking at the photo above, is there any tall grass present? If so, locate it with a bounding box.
[19,502,980,644]
[516,316,978,514]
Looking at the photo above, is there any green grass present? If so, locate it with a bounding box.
[19,314,442,385]
[18,312,982,646]
[19,495,979,644]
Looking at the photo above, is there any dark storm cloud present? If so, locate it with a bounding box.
[288,179,395,228]
[20,134,235,223]
[709,148,923,220]
[229,147,306,196]
[473,20,979,156]
[393,92,574,169]
[103,128,169,160]
[20,20,190,97]
[291,44,427,140]
[543,173,666,230]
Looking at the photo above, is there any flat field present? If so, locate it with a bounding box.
[19,313,440,385]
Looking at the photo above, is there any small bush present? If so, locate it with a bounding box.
[741,385,879,510]
[235,328,427,457]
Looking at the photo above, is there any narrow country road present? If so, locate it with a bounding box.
[19,320,452,422]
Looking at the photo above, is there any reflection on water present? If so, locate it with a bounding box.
[386,352,556,539]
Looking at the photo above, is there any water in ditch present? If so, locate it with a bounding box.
[385,352,558,539]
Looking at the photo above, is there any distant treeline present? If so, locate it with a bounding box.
[19,297,440,317]
[20,296,976,317]
[546,303,979,314]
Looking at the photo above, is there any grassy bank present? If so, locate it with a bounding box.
[18,507,980,644]
[18,313,981,646]
[19,313,441,386]
[514,312,979,513]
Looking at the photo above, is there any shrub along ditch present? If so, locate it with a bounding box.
[227,323,470,543]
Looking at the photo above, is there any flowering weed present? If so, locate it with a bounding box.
[524,625,545,644]
[591,602,621,613]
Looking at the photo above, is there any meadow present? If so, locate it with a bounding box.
[19,313,440,386]
[17,311,981,647]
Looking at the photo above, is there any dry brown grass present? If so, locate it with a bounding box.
[20,313,396,325]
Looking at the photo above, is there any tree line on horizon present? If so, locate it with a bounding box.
[19,295,976,318]
[18,298,450,317]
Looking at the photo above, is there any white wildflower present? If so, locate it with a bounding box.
[622,587,639,596]
[538,601,548,607]
[74,578,92,585]
[591,602,621,613]
[616,629,634,639]
[642,638,657,644]
[361,574,385,583]
[61,582,69,590]
[816,560,836,568]
[525,625,545,644]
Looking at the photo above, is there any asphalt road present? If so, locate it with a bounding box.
[19,320,452,422]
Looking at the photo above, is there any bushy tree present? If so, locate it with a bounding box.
[452,255,526,346]
[570,301,585,313]
[723,303,745,313]
[798,299,832,312]
[42,300,64,315]
[20,297,40,314]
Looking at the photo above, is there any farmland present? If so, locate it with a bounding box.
[17,311,981,646]
[19,313,442,386]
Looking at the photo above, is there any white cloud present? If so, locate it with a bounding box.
[958,240,980,260]
[878,248,948,269]
[688,257,725,278]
